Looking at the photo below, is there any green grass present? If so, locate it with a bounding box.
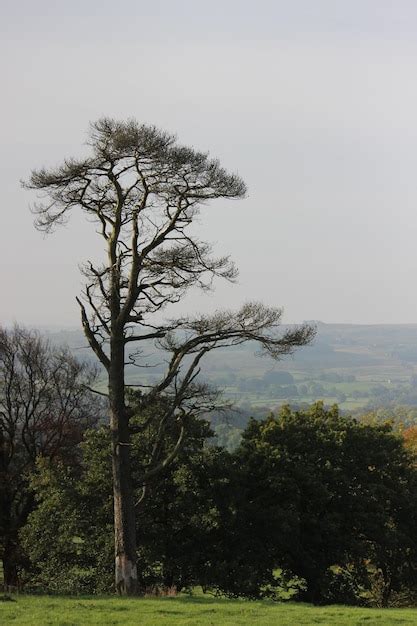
[2,595,417,625]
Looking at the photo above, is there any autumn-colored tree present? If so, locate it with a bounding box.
[402,425,417,460]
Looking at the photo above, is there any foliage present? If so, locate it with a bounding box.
[20,432,114,594]
[21,406,233,594]
[20,399,417,604]
[402,425,417,458]
[0,325,99,588]
[228,402,417,604]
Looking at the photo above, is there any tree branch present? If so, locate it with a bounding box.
[76,297,110,370]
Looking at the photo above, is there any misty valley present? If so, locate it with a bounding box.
[45,321,417,448]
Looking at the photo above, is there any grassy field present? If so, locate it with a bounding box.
[2,595,417,625]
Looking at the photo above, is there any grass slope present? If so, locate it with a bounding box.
[1,595,417,625]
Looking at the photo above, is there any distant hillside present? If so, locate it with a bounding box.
[43,321,417,377]
[42,322,417,417]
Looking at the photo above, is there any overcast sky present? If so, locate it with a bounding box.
[2,1,417,326]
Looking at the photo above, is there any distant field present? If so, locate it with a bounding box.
[46,323,417,418]
[1,595,417,625]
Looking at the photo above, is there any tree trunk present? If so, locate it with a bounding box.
[1,493,18,590]
[380,569,392,608]
[300,575,325,605]
[109,335,138,595]
[2,536,19,591]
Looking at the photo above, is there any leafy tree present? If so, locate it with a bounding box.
[24,118,314,593]
[20,451,114,594]
[21,403,233,594]
[231,403,417,604]
[0,325,98,588]
[403,425,417,459]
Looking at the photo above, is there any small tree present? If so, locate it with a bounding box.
[0,325,98,588]
[24,118,315,594]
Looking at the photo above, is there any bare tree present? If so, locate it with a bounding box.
[24,118,315,594]
[0,325,99,589]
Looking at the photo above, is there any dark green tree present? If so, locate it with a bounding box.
[21,398,233,594]
[20,448,114,594]
[232,403,417,604]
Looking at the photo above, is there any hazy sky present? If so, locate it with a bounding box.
[3,1,417,326]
